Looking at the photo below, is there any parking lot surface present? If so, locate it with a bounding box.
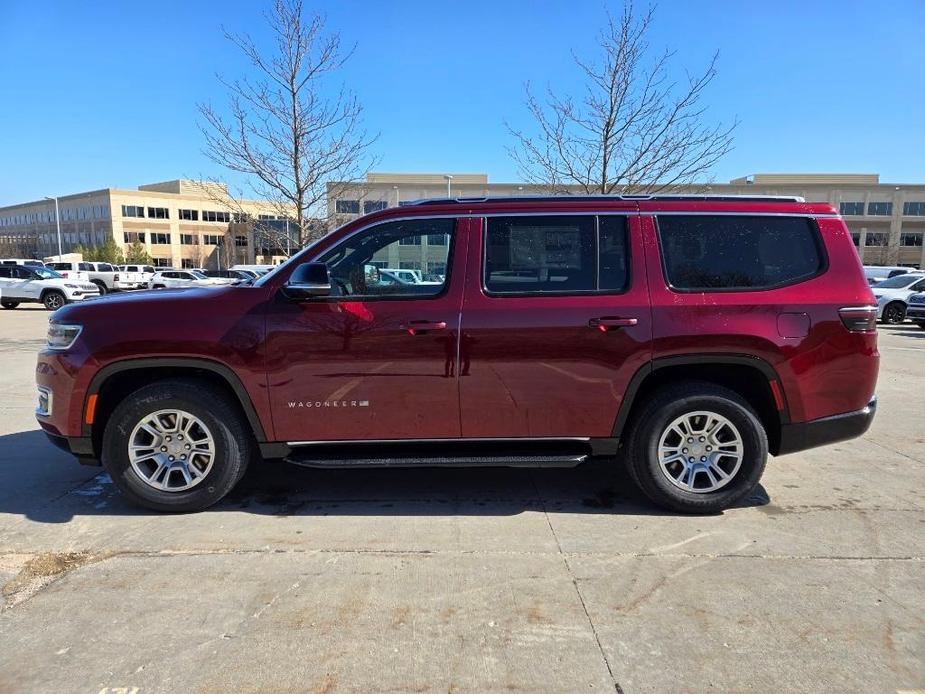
[0,306,922,692]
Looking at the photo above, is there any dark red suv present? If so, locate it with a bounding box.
[36,195,879,513]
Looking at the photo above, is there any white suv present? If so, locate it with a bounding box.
[871,273,925,324]
[148,270,236,289]
[0,265,100,310]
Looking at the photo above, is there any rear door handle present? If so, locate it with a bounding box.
[403,320,448,336]
[589,316,638,331]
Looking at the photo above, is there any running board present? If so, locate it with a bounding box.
[285,452,588,469]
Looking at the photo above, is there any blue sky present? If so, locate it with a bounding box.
[1,0,923,205]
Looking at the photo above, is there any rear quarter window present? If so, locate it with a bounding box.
[657,215,825,291]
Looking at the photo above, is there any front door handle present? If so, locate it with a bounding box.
[403,320,448,336]
[589,316,638,331]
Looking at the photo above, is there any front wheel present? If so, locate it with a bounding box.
[42,291,66,311]
[1,301,19,310]
[881,302,906,324]
[623,382,768,514]
[102,380,253,512]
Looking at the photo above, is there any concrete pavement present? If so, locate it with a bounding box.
[0,305,922,692]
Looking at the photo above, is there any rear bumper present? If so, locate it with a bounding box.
[776,397,877,456]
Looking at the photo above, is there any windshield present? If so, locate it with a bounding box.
[190,270,208,279]
[874,274,923,289]
[33,267,63,279]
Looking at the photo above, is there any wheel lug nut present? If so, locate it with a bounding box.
[682,448,688,454]
[185,444,191,450]
[178,435,183,441]
[168,455,175,461]
[180,454,186,460]
[160,446,167,452]
[706,446,712,451]
[701,456,706,462]
[699,436,705,442]
[166,436,172,442]
[687,438,693,443]
[688,457,695,463]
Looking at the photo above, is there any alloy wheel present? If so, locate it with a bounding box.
[657,410,744,493]
[128,409,216,492]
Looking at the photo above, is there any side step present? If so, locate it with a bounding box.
[283,439,595,469]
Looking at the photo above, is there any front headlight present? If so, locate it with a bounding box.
[46,323,83,351]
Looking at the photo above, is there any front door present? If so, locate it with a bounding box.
[458,212,652,438]
[265,216,468,442]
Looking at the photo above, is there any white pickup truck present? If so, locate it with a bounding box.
[46,261,145,294]
[119,264,157,287]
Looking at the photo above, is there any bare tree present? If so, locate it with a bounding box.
[199,0,377,249]
[506,4,736,194]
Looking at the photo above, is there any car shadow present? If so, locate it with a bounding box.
[0,429,771,523]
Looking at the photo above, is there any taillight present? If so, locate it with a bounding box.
[839,306,877,332]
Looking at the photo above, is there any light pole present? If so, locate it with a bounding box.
[44,196,63,257]
[444,175,453,198]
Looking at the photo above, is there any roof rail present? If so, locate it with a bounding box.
[399,193,806,206]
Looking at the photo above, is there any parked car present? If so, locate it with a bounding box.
[230,264,275,276]
[0,264,99,310]
[903,293,925,329]
[0,258,46,268]
[381,268,442,285]
[86,262,146,293]
[37,195,878,514]
[119,264,157,286]
[43,261,92,285]
[147,270,237,289]
[863,265,913,286]
[202,269,255,281]
[870,273,925,324]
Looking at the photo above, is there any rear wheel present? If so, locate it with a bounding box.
[881,302,906,324]
[102,380,253,512]
[1,301,19,309]
[623,382,768,514]
[42,290,66,311]
[91,280,108,295]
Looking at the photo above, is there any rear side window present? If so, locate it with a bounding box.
[484,215,628,294]
[657,215,824,291]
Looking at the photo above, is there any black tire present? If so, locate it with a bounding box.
[42,290,66,311]
[881,302,906,324]
[102,379,253,512]
[623,381,768,514]
[1,301,19,309]
[91,280,108,295]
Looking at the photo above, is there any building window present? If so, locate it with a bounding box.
[900,232,923,247]
[865,232,889,246]
[235,235,247,247]
[850,233,860,246]
[428,261,446,275]
[147,207,169,219]
[867,202,893,216]
[123,232,146,243]
[839,202,865,216]
[426,233,448,246]
[399,235,421,246]
[179,209,199,221]
[203,234,221,245]
[121,205,145,218]
[903,202,925,216]
[180,234,197,245]
[363,200,387,214]
[153,258,171,267]
[181,259,195,269]
[399,261,422,270]
[202,210,230,223]
[151,233,171,245]
[336,200,360,214]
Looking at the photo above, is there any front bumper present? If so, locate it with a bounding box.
[776,397,877,456]
[41,431,99,465]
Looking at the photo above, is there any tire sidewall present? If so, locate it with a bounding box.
[102,385,245,512]
[636,393,767,512]
[43,291,65,310]
[883,302,905,324]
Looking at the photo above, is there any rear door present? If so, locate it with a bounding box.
[265,216,469,442]
[458,211,652,438]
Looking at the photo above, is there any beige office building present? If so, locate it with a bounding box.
[328,172,925,269]
[0,180,291,268]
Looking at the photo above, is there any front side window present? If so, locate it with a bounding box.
[657,215,823,291]
[484,215,628,294]
[316,218,454,299]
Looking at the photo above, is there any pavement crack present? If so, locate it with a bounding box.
[531,472,621,692]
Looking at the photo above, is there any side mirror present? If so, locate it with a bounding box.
[282,262,331,300]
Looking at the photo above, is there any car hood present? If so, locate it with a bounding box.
[52,285,239,321]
